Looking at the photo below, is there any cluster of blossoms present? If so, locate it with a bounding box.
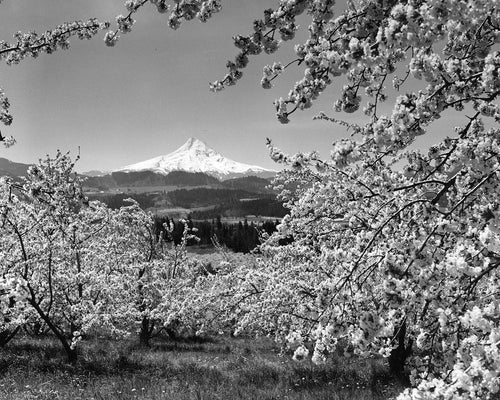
[261,62,284,89]
[400,303,500,399]
[103,0,222,48]
[0,259,27,343]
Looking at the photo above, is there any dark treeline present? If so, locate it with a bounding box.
[154,215,280,253]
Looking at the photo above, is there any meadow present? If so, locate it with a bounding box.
[0,334,405,400]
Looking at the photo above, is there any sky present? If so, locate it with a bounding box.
[0,0,464,173]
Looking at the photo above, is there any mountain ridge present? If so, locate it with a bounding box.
[0,157,31,178]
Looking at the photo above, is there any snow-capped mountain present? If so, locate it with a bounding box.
[115,138,276,180]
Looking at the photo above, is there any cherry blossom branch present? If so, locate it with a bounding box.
[445,169,499,218]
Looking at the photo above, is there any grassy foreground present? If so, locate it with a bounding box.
[0,335,405,400]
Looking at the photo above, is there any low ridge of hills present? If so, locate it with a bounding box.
[0,157,30,178]
[84,171,274,194]
[84,170,221,190]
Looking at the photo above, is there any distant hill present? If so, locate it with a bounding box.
[112,170,221,187]
[221,176,273,194]
[82,174,118,190]
[188,197,288,220]
[0,157,31,178]
[84,170,221,190]
[83,170,277,194]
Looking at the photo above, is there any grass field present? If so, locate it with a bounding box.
[0,335,405,400]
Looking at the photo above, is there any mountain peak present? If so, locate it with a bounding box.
[181,137,207,151]
[115,138,276,180]
[174,137,219,159]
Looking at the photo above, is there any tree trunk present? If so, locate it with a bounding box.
[0,326,19,347]
[388,320,413,375]
[65,345,78,363]
[0,296,19,346]
[139,317,151,347]
[28,294,78,363]
[55,330,78,363]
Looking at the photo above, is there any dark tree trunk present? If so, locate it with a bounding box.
[66,346,78,363]
[0,326,19,347]
[28,294,78,363]
[388,320,413,375]
[139,317,151,347]
[0,296,19,346]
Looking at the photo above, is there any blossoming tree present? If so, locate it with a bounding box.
[0,152,161,361]
[115,201,199,347]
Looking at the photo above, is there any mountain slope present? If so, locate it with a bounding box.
[81,170,110,177]
[0,158,31,178]
[115,137,276,180]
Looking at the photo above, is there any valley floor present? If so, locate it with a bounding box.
[0,335,405,400]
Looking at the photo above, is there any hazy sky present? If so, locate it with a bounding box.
[0,1,462,172]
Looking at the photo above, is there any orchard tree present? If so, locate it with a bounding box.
[114,200,199,347]
[167,250,262,338]
[0,152,156,361]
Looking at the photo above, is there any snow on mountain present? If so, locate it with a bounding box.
[115,138,276,180]
[81,170,110,177]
